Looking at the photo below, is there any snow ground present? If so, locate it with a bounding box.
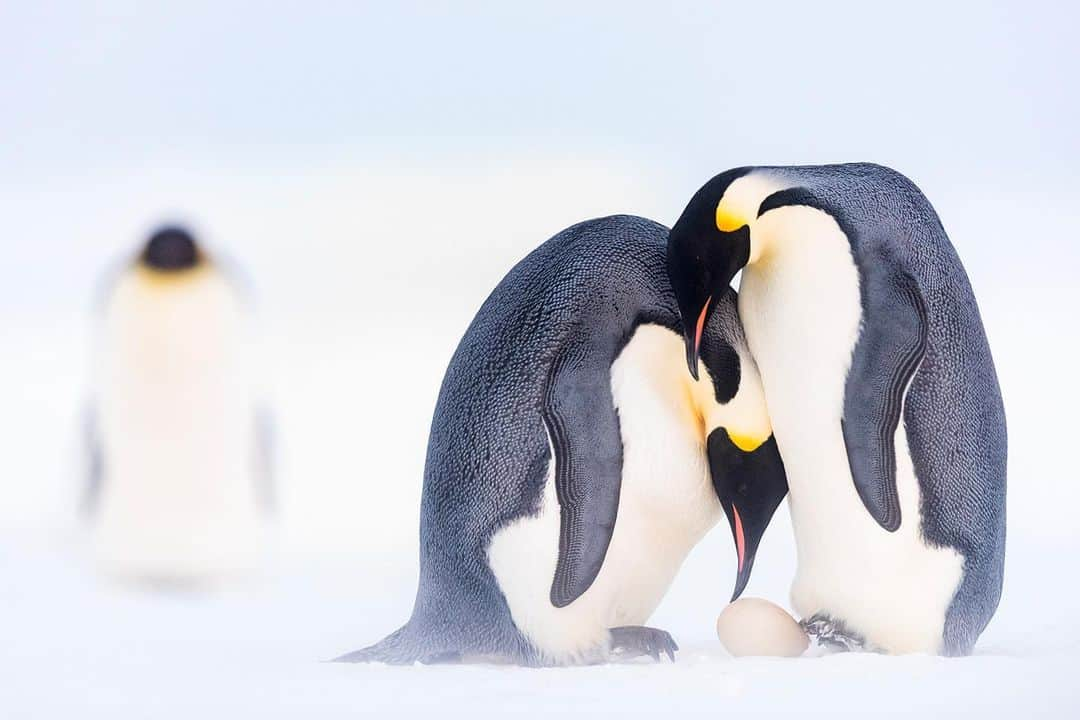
[2,533,1077,718]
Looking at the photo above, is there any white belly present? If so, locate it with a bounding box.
[741,207,963,653]
[487,325,719,663]
[93,270,264,582]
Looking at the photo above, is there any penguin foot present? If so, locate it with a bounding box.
[609,626,679,662]
[800,614,868,653]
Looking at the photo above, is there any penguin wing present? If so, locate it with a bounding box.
[82,401,104,516]
[253,405,276,512]
[543,348,623,608]
[841,247,928,532]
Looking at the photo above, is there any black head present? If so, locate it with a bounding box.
[707,429,788,601]
[667,169,753,379]
[140,226,200,271]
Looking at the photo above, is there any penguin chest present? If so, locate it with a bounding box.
[604,324,723,615]
[487,325,718,663]
[94,272,263,580]
[740,209,963,652]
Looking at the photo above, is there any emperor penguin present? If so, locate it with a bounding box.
[666,164,1006,655]
[86,226,272,584]
[337,215,787,666]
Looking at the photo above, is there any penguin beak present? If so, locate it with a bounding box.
[684,296,713,381]
[724,501,757,602]
[707,430,789,602]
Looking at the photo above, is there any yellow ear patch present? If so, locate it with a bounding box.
[715,203,746,233]
[727,431,766,453]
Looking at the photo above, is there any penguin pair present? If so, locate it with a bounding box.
[87,228,271,584]
[667,164,1007,655]
[338,215,788,665]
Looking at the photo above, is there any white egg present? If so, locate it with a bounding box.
[716,597,809,658]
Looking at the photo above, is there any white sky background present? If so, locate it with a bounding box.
[0,1,1077,555]
[2,1,1077,311]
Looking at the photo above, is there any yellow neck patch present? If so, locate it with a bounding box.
[726,431,767,453]
[715,204,746,233]
[135,262,209,288]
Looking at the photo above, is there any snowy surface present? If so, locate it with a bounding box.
[3,533,1078,718]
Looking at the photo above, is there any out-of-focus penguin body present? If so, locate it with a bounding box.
[338,216,786,666]
[667,164,1006,655]
[88,227,269,584]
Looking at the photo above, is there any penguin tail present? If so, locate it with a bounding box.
[331,622,458,665]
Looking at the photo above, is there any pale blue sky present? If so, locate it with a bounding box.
[3,1,1076,182]
[0,1,1076,321]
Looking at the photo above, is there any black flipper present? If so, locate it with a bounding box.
[82,402,103,516]
[544,348,623,608]
[253,405,276,512]
[841,249,928,531]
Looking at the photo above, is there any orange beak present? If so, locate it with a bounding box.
[733,503,746,574]
[686,295,712,381]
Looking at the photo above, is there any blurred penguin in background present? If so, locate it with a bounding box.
[85,226,272,585]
